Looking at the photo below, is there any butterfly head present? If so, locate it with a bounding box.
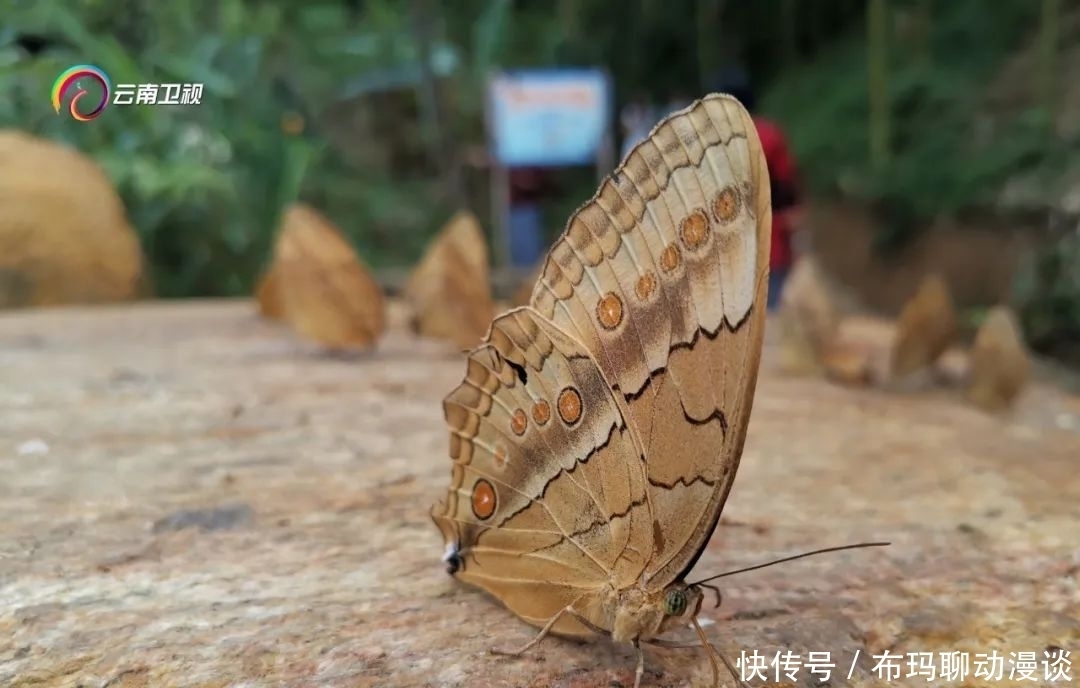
[606,582,704,643]
[651,583,706,638]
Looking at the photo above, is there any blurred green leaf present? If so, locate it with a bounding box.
[2,0,1076,341]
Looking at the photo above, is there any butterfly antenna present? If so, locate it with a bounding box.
[690,541,891,586]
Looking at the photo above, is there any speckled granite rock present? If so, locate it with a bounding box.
[1,301,1077,688]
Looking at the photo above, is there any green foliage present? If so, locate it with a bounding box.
[1013,228,1080,364]
[2,0,1077,349]
[757,0,1080,357]
[762,0,1076,240]
[0,0,463,297]
[0,0,880,298]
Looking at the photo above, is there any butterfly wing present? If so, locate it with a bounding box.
[431,93,771,635]
[274,204,386,348]
[526,93,772,586]
[405,210,496,349]
[431,307,653,637]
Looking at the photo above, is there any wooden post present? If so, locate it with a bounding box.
[490,163,511,270]
[485,74,511,270]
[596,68,616,182]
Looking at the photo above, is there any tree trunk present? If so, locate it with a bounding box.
[411,0,464,205]
[868,0,891,169]
[915,0,932,67]
[1039,0,1060,135]
[781,0,798,66]
[696,0,726,88]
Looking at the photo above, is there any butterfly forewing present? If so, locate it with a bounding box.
[528,95,771,585]
[432,93,771,635]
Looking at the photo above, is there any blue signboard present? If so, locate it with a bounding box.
[487,69,611,167]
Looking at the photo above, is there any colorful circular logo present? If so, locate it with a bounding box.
[52,65,112,122]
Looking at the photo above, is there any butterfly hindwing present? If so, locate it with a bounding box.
[431,307,654,637]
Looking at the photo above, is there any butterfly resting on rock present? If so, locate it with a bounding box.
[433,92,780,687]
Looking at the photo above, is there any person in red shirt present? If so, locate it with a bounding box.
[709,68,803,310]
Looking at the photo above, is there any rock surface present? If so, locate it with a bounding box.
[1,301,1078,688]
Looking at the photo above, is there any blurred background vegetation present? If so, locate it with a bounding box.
[1,0,1078,362]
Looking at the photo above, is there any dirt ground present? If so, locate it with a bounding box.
[1,300,1077,688]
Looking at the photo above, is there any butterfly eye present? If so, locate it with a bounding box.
[664,589,687,617]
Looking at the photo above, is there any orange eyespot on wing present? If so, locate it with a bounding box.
[557,387,583,425]
[471,479,497,520]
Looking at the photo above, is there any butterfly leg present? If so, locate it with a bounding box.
[645,618,750,688]
[632,640,645,688]
[489,604,602,657]
[692,616,750,688]
[699,583,724,609]
[645,638,721,687]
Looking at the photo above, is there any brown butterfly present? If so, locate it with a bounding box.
[431,93,871,687]
[271,203,386,350]
[405,209,496,350]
